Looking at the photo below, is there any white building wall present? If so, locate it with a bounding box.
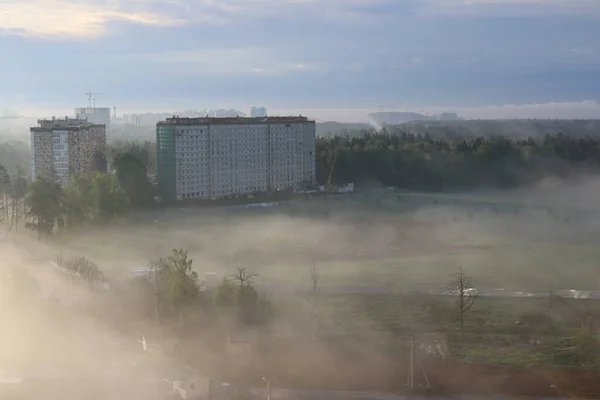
[172,120,315,200]
[175,125,210,201]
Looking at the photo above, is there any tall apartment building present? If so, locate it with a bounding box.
[156,116,316,202]
[30,117,107,183]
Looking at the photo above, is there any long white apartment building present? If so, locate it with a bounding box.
[156,116,316,201]
[30,117,107,184]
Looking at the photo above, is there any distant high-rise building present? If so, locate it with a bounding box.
[30,117,106,184]
[156,116,315,202]
[75,107,111,132]
[250,107,267,118]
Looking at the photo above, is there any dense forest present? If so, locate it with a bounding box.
[316,132,600,191]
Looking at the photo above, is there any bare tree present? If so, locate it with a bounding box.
[229,267,258,287]
[307,262,322,325]
[447,267,478,335]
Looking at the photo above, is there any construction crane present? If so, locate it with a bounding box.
[85,90,101,108]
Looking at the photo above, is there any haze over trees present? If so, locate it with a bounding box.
[316,132,600,190]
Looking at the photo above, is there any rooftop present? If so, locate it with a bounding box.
[31,116,105,131]
[158,116,314,126]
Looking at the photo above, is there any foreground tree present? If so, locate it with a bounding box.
[153,249,199,327]
[214,277,237,307]
[90,172,129,220]
[113,150,154,208]
[229,267,258,288]
[219,267,272,325]
[62,174,93,228]
[447,267,479,335]
[25,177,62,238]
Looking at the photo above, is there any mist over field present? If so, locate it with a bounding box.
[6,175,600,293]
[3,164,600,398]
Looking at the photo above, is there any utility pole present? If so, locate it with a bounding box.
[262,377,270,400]
[407,334,414,388]
[406,334,430,390]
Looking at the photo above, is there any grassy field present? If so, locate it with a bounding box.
[308,291,600,368]
[12,188,600,368]
[36,189,600,293]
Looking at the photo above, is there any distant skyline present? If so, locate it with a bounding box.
[5,100,600,124]
[2,0,600,120]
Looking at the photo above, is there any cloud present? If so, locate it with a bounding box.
[124,48,327,75]
[421,0,600,16]
[3,0,598,39]
[0,0,396,39]
[0,0,193,38]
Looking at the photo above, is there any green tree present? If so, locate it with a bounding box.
[226,267,272,325]
[113,149,154,208]
[154,249,199,326]
[90,172,129,220]
[25,177,62,238]
[214,277,237,306]
[62,174,93,229]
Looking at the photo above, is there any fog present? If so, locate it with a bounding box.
[2,175,600,398]
[36,175,599,290]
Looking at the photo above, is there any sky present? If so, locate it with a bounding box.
[1,0,600,121]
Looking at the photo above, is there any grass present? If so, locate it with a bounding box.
[20,192,600,368]
[305,293,600,368]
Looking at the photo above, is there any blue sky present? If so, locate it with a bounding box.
[1,0,600,121]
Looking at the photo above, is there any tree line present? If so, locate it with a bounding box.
[0,140,156,238]
[61,249,274,330]
[5,131,600,238]
[316,132,600,190]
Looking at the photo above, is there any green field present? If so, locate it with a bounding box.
[8,189,600,369]
[42,190,600,292]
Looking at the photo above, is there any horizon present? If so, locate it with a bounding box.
[4,99,600,125]
[2,1,600,120]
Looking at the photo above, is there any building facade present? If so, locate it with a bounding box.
[30,117,107,183]
[157,116,316,202]
[75,107,111,132]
